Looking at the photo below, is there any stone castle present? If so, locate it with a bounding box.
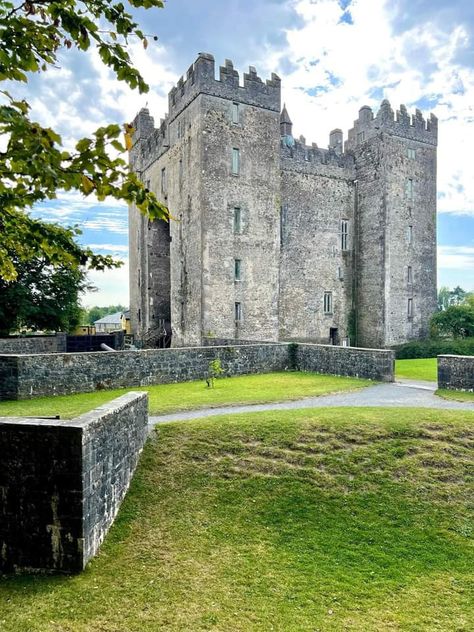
[129,52,437,349]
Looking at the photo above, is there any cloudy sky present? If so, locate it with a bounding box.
[21,0,474,305]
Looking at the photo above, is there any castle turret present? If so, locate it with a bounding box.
[280,104,293,137]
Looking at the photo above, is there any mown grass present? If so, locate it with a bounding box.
[0,371,371,419]
[395,357,438,381]
[1,407,473,631]
[436,388,474,402]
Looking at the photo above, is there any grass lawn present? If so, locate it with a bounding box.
[436,388,474,403]
[395,357,437,381]
[0,371,371,419]
[1,407,473,631]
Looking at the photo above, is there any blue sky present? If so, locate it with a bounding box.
[16,0,474,305]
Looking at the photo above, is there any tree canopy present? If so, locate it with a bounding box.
[431,291,474,338]
[0,0,168,281]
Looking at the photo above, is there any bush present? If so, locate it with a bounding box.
[393,337,474,359]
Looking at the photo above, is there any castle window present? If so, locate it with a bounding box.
[138,308,141,323]
[233,207,241,233]
[407,225,413,245]
[407,147,416,159]
[406,178,414,199]
[338,266,344,280]
[323,292,333,314]
[235,301,242,322]
[161,167,167,194]
[232,102,239,124]
[179,159,183,186]
[341,219,349,251]
[407,266,413,284]
[408,298,413,318]
[357,131,365,143]
[234,259,242,281]
[232,148,240,175]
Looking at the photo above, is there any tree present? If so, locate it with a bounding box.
[430,300,474,338]
[0,228,94,335]
[0,0,168,282]
[85,304,127,324]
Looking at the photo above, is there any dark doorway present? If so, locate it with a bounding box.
[329,327,339,345]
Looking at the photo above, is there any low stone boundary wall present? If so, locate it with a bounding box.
[438,355,474,391]
[0,342,395,401]
[0,333,66,355]
[296,343,395,382]
[0,392,148,573]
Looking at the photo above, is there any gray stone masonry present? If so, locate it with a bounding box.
[129,53,438,350]
[0,343,394,401]
[438,355,474,391]
[0,392,148,573]
[0,334,66,355]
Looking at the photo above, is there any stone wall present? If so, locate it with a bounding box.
[0,334,66,355]
[438,355,474,392]
[0,392,148,573]
[296,343,394,382]
[0,343,394,401]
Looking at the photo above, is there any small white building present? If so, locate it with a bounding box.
[94,312,123,333]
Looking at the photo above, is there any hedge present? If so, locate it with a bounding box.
[392,337,474,359]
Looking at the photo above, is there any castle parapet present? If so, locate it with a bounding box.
[168,52,281,122]
[281,136,355,175]
[130,108,169,172]
[345,100,438,150]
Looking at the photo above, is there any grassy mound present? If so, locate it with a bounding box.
[1,408,473,631]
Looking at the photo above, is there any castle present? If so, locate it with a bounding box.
[129,53,438,349]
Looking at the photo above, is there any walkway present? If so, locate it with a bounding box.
[149,379,474,425]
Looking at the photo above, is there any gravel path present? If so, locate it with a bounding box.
[149,379,474,425]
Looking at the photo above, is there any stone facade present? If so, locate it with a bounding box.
[438,355,474,392]
[0,333,66,355]
[0,344,394,401]
[0,392,148,573]
[129,54,437,349]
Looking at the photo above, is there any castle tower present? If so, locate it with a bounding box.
[280,104,293,137]
[346,100,438,347]
[129,54,282,346]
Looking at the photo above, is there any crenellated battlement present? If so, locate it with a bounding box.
[280,136,355,176]
[130,108,169,172]
[167,52,281,121]
[345,100,438,150]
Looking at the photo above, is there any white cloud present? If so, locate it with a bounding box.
[82,258,130,307]
[257,0,474,217]
[438,245,474,269]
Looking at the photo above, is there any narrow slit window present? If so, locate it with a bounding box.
[232,102,239,124]
[407,266,413,284]
[323,292,333,314]
[407,147,416,159]
[234,259,241,281]
[406,178,414,199]
[407,225,413,245]
[232,148,240,175]
[341,219,349,251]
[235,301,242,322]
[161,167,167,194]
[233,207,241,233]
[408,298,413,318]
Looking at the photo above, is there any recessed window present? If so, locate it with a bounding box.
[138,308,141,323]
[407,266,413,284]
[407,147,416,159]
[234,259,241,281]
[179,158,183,185]
[232,102,239,124]
[161,167,167,194]
[408,298,413,318]
[406,178,414,199]
[323,292,333,315]
[407,225,413,245]
[338,266,344,280]
[341,219,349,251]
[357,131,365,142]
[235,301,242,322]
[233,207,241,233]
[232,148,240,175]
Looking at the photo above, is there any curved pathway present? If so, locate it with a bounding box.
[149,379,474,425]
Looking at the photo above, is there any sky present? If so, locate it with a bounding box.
[16,0,474,306]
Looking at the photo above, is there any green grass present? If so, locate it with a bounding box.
[0,371,371,418]
[436,388,474,402]
[395,357,438,381]
[1,407,473,631]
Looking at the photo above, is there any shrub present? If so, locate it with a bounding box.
[393,337,474,359]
